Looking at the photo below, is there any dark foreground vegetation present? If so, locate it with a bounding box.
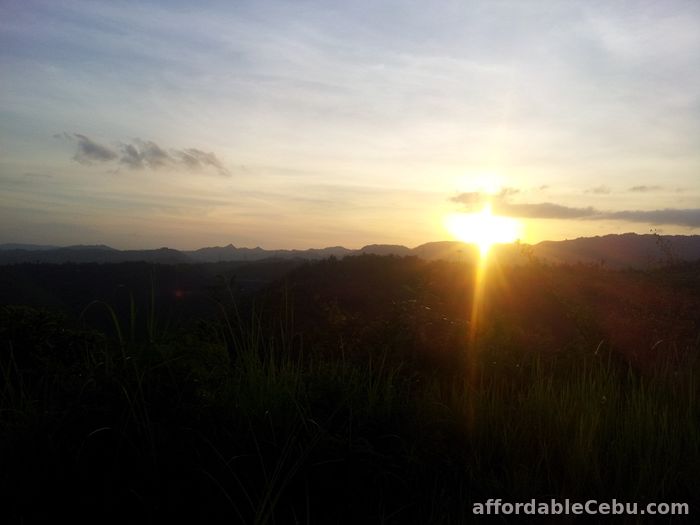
[1,256,699,523]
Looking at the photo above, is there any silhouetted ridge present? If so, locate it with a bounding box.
[0,234,698,267]
[360,244,413,256]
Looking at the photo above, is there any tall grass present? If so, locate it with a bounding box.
[1,294,698,523]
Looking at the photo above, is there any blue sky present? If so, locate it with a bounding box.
[1,0,699,248]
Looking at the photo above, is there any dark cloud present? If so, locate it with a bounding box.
[140,140,171,169]
[72,134,118,164]
[23,172,52,179]
[450,187,520,209]
[629,185,662,193]
[450,191,700,227]
[495,201,598,219]
[602,209,700,228]
[499,187,520,197]
[62,133,230,176]
[450,192,483,207]
[586,185,611,195]
[119,143,145,169]
[119,140,174,170]
[53,132,73,141]
[177,148,230,176]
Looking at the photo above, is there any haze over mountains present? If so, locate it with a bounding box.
[1,234,699,268]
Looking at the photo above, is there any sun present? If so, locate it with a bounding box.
[445,203,521,256]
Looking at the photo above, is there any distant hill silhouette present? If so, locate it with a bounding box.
[1,234,699,268]
[531,233,700,268]
[0,245,187,264]
[411,241,482,262]
[360,244,413,256]
[187,244,353,262]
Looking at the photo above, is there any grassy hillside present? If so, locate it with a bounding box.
[1,256,698,523]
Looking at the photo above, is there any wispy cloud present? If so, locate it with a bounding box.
[450,191,483,207]
[61,133,230,176]
[119,140,172,170]
[176,148,229,176]
[451,190,596,219]
[629,185,663,192]
[604,209,700,228]
[73,133,118,164]
[451,191,700,227]
[119,143,145,169]
[586,185,611,195]
[500,202,598,220]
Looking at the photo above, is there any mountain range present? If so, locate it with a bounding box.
[1,233,699,268]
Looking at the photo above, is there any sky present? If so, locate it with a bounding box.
[1,0,699,249]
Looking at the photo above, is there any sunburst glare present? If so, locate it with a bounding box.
[445,203,521,256]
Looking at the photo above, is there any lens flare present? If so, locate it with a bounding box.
[445,203,520,431]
